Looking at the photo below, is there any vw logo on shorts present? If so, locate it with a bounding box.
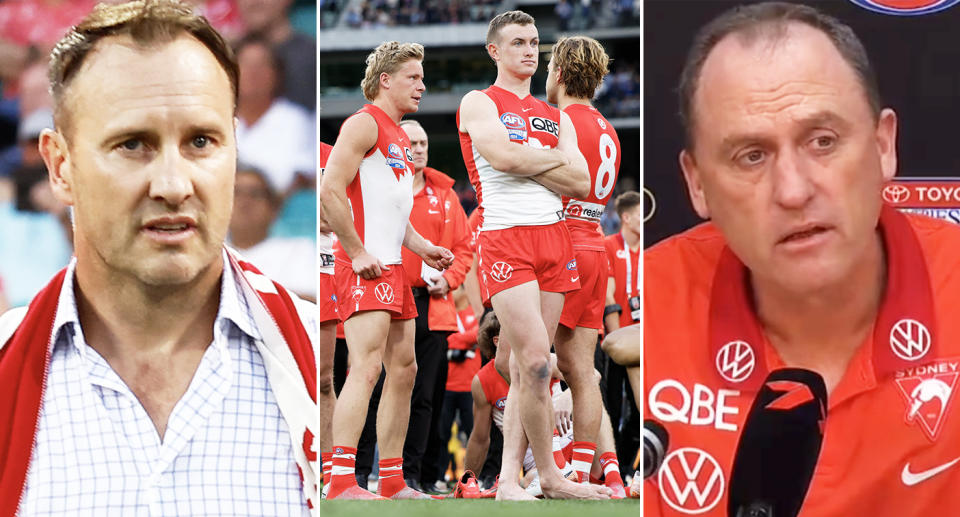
[375,282,395,304]
[490,261,514,282]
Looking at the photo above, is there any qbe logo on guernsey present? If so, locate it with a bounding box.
[849,0,960,15]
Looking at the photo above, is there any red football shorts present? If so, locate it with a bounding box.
[318,273,340,324]
[477,221,579,303]
[334,260,418,321]
[559,249,607,330]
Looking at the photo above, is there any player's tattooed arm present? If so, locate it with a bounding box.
[459,90,567,176]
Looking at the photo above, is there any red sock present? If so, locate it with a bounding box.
[599,452,624,488]
[571,441,597,483]
[326,446,358,499]
[321,452,333,485]
[552,429,566,470]
[378,457,407,497]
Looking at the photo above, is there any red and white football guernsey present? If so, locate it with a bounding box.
[457,85,564,231]
[333,104,415,265]
[559,104,621,331]
[561,104,621,251]
[644,206,960,516]
[457,86,578,302]
[318,141,338,323]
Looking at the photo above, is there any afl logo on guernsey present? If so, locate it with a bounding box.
[849,0,960,15]
[495,397,507,410]
[386,143,407,170]
[500,112,527,141]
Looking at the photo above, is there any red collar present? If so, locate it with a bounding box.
[708,205,936,390]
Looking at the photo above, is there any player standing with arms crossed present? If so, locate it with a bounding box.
[319,41,454,500]
[457,10,609,500]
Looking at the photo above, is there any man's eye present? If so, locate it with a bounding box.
[813,136,835,150]
[121,139,141,151]
[192,135,210,148]
[738,149,764,166]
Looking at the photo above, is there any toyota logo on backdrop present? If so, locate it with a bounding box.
[882,184,910,204]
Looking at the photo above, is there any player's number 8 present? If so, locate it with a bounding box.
[595,133,617,199]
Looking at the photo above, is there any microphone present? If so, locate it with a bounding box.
[643,419,669,479]
[728,368,827,517]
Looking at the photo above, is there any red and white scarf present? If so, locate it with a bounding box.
[0,248,319,516]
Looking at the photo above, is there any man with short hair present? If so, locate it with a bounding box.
[457,9,608,500]
[645,2,960,515]
[0,1,318,514]
[319,40,454,500]
[545,35,624,495]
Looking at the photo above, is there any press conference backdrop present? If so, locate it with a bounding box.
[644,0,960,248]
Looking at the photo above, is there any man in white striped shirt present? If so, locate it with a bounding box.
[0,1,318,514]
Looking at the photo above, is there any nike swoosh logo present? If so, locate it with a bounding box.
[428,210,440,214]
[902,457,960,486]
[523,108,533,112]
[571,276,579,282]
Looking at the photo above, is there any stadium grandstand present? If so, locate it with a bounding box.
[319,0,639,221]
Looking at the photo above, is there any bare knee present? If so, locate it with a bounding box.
[386,357,418,388]
[351,353,384,386]
[517,352,551,385]
[556,355,594,387]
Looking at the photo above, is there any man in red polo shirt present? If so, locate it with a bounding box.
[645,3,960,515]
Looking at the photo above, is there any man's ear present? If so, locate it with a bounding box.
[876,108,898,183]
[40,128,74,206]
[487,42,499,62]
[679,148,710,219]
[379,71,391,92]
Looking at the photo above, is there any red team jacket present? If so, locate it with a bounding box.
[402,167,473,331]
[605,232,641,329]
[644,206,960,516]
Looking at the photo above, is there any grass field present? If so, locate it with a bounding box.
[321,499,640,517]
